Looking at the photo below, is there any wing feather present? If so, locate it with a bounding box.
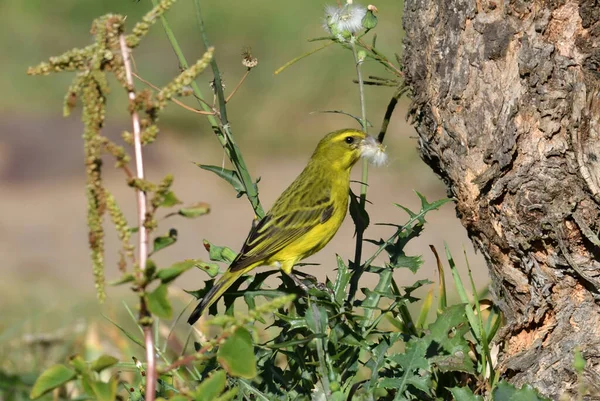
[229,197,334,272]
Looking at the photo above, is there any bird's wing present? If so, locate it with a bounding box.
[229,197,334,272]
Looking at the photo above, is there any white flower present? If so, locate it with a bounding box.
[323,3,367,37]
[360,135,388,167]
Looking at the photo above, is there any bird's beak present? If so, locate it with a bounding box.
[360,136,388,167]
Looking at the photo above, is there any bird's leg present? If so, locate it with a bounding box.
[290,270,332,293]
[285,271,309,292]
[294,271,318,283]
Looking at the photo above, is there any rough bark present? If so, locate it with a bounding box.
[403,0,600,399]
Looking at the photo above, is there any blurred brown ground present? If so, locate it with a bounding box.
[0,0,488,339]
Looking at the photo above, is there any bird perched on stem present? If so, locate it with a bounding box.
[188,128,387,324]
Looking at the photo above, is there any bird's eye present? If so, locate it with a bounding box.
[345,136,354,144]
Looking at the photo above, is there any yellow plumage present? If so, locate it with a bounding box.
[188,128,385,324]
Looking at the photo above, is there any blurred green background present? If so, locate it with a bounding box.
[0,0,487,389]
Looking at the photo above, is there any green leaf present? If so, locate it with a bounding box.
[197,261,220,278]
[169,396,189,401]
[203,239,237,263]
[492,381,551,401]
[384,339,431,396]
[146,284,172,319]
[90,378,118,401]
[428,304,468,341]
[333,255,350,305]
[449,387,484,401]
[178,202,210,218]
[349,189,370,235]
[193,370,226,401]
[157,259,200,283]
[305,304,328,335]
[90,355,119,372]
[217,328,257,379]
[68,355,89,374]
[424,305,474,374]
[30,364,76,399]
[214,388,239,401]
[160,191,182,207]
[152,228,178,254]
[416,289,434,329]
[197,164,245,195]
[108,273,135,286]
[387,254,423,272]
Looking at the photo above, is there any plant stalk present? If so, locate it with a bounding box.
[119,33,156,401]
[348,38,369,302]
[151,0,264,218]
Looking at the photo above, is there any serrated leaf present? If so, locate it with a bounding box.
[449,387,484,401]
[305,304,328,335]
[349,189,370,235]
[217,328,257,379]
[178,202,210,218]
[385,340,431,396]
[193,370,227,401]
[423,305,474,374]
[156,259,200,283]
[203,239,237,263]
[152,229,177,254]
[428,304,468,341]
[90,355,119,372]
[30,364,76,399]
[197,164,245,195]
[492,381,552,401]
[333,255,350,305]
[387,254,423,272]
[90,378,118,401]
[146,284,172,319]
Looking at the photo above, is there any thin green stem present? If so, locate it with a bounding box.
[274,41,334,75]
[349,38,369,302]
[193,0,264,218]
[150,0,264,218]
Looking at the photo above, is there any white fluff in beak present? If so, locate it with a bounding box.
[360,136,388,167]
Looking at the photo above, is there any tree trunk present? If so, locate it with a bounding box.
[402,0,600,398]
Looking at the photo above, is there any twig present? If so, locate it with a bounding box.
[132,71,215,115]
[193,0,265,218]
[274,41,334,75]
[225,69,250,103]
[151,0,264,218]
[357,38,403,77]
[351,37,369,276]
[378,87,404,144]
[162,331,230,372]
[119,33,156,401]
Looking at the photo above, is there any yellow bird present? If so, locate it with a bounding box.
[188,128,386,324]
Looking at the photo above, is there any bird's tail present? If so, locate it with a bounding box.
[187,268,247,325]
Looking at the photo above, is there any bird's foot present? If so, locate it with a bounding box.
[286,271,310,292]
[287,271,332,297]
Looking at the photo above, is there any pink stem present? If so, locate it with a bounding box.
[119,34,155,401]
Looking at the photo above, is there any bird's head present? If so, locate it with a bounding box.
[311,129,387,171]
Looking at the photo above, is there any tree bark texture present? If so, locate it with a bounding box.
[403,0,600,398]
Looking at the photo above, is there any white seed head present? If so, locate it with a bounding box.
[360,135,388,167]
[323,3,367,37]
